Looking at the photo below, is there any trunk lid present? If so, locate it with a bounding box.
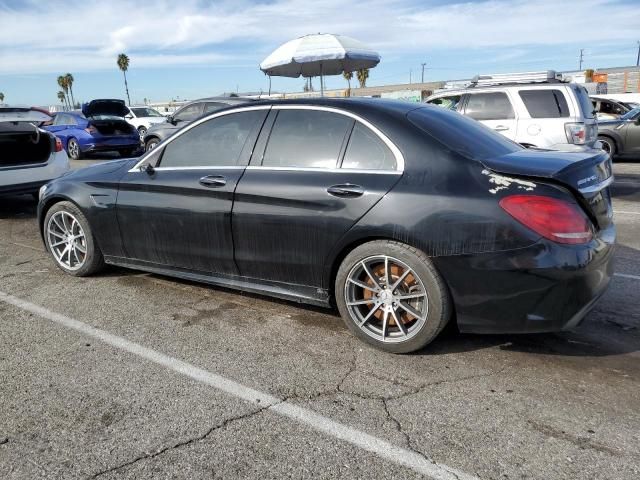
[82,99,129,118]
[482,149,613,230]
[0,106,52,123]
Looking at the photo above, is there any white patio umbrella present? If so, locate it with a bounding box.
[260,34,380,96]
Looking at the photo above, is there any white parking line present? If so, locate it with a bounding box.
[614,273,640,281]
[613,210,640,216]
[0,290,476,480]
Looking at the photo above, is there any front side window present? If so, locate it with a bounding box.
[342,123,396,170]
[173,103,203,122]
[465,92,515,121]
[159,111,264,168]
[428,95,461,111]
[519,90,569,118]
[203,102,229,113]
[262,110,352,168]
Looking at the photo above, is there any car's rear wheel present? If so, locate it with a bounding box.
[335,240,451,353]
[598,135,617,157]
[67,138,82,160]
[145,138,160,152]
[44,201,104,276]
[137,126,147,138]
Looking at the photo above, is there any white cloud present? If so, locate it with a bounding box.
[0,0,638,74]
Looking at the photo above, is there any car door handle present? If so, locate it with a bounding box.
[493,125,509,131]
[199,175,226,187]
[327,184,365,198]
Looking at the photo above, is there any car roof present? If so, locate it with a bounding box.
[228,97,423,115]
[429,82,571,96]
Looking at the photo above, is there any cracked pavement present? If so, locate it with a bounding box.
[1,160,639,479]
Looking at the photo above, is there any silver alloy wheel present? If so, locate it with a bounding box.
[600,138,613,155]
[68,139,79,159]
[47,211,87,271]
[146,140,158,151]
[138,126,147,138]
[344,255,429,343]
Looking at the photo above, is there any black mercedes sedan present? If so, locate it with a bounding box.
[37,99,615,353]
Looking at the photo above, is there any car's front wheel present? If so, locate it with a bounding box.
[145,138,160,152]
[335,240,451,353]
[598,135,617,157]
[67,138,82,160]
[44,201,105,276]
[137,126,147,138]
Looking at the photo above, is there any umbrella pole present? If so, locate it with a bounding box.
[268,75,272,96]
[320,63,324,97]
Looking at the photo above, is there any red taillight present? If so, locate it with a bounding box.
[54,137,63,152]
[499,195,593,244]
[85,125,98,134]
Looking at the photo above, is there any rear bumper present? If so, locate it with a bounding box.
[433,225,615,334]
[0,151,69,195]
[82,140,142,153]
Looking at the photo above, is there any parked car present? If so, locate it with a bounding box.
[43,99,142,160]
[591,96,631,120]
[38,99,614,353]
[0,106,69,197]
[124,106,166,138]
[143,96,255,151]
[597,106,640,157]
[426,71,599,151]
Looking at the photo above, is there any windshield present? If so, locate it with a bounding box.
[621,107,640,121]
[131,107,163,117]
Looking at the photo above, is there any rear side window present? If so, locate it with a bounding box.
[342,123,396,171]
[573,86,595,119]
[519,90,569,118]
[262,110,352,168]
[428,95,461,111]
[408,106,522,160]
[204,102,229,113]
[160,111,264,168]
[465,92,515,120]
[173,103,203,122]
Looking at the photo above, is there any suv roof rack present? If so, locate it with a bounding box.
[469,70,564,87]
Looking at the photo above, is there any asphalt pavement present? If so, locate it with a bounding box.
[1,158,639,479]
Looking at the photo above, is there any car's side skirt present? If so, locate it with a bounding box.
[103,256,332,307]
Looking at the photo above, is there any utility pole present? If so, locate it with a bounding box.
[636,41,639,67]
[421,62,426,83]
[409,70,412,84]
[579,49,584,71]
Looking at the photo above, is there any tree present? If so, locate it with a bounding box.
[0,92,4,103]
[356,68,369,88]
[57,75,70,109]
[342,71,353,96]
[57,91,66,106]
[117,53,131,106]
[64,73,76,108]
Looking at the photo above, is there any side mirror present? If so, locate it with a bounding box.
[125,114,133,120]
[139,163,155,175]
[167,115,177,125]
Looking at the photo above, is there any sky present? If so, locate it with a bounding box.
[1,0,639,106]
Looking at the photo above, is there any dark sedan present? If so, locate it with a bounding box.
[37,99,615,353]
[598,107,640,158]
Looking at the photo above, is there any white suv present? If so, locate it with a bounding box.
[124,106,167,138]
[425,71,598,151]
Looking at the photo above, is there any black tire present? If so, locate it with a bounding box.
[598,135,617,157]
[145,138,160,152]
[67,138,82,160]
[137,126,147,138]
[44,201,105,277]
[335,240,451,354]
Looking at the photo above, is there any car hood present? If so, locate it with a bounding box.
[0,106,51,123]
[58,158,136,181]
[82,99,129,118]
[147,121,179,134]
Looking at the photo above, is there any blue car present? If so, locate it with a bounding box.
[44,99,142,159]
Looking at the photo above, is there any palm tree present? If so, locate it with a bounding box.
[117,53,131,106]
[57,75,70,109]
[356,68,369,89]
[64,73,76,108]
[342,71,353,96]
[57,91,66,106]
[0,92,4,103]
